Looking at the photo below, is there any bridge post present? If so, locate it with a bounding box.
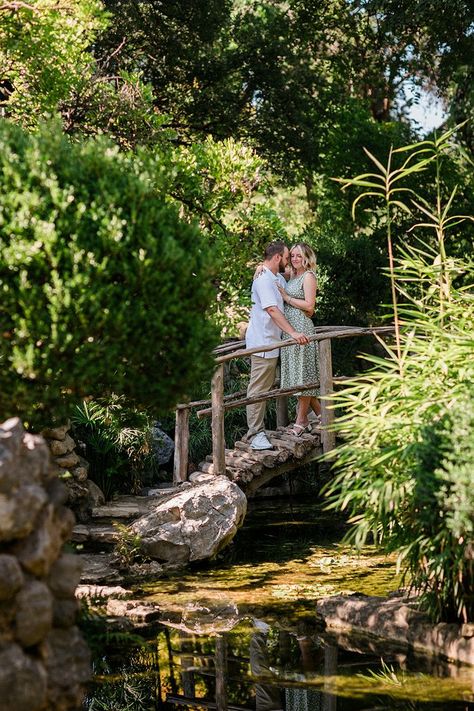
[319,338,336,453]
[211,363,226,476]
[276,395,289,427]
[173,406,190,484]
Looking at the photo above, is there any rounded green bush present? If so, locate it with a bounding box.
[0,121,218,425]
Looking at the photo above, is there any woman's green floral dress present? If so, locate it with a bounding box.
[280,270,319,396]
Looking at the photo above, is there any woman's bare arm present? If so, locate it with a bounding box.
[278,272,316,314]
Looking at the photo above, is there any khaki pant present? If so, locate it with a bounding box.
[246,355,278,440]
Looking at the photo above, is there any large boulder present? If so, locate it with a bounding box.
[150,422,174,467]
[130,476,247,564]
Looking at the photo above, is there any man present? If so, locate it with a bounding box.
[245,241,309,450]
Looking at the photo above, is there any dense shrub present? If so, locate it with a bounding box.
[0,121,218,425]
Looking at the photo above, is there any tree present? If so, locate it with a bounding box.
[0,0,167,148]
[0,121,218,425]
[0,0,107,123]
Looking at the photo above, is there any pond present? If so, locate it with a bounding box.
[84,496,474,711]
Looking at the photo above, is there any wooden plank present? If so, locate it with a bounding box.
[319,338,336,453]
[176,388,247,411]
[211,364,226,476]
[215,635,228,711]
[197,461,249,479]
[166,695,251,711]
[266,433,308,458]
[178,376,349,412]
[173,407,190,485]
[234,441,285,466]
[196,381,319,418]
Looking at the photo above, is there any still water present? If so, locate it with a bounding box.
[85,498,474,711]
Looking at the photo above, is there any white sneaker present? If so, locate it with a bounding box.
[250,431,274,450]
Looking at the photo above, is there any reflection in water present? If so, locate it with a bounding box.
[85,616,474,711]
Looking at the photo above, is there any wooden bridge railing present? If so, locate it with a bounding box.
[173,326,394,484]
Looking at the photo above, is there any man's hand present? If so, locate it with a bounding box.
[291,331,309,345]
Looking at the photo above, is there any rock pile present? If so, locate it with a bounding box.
[42,421,104,522]
[0,417,90,711]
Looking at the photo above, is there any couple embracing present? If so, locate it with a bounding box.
[245,240,321,451]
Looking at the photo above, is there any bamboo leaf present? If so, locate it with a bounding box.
[351,191,383,219]
[441,186,458,221]
[442,218,471,230]
[390,200,412,215]
[410,199,438,220]
[407,222,437,232]
[363,147,388,175]
[434,121,467,148]
[392,140,433,154]
[443,214,474,225]
[333,172,384,186]
[389,160,431,184]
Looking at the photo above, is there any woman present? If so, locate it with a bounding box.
[278,242,321,435]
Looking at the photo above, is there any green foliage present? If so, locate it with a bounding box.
[325,270,474,622]
[325,134,474,623]
[0,0,171,148]
[0,0,107,124]
[334,124,473,359]
[138,136,288,336]
[71,396,159,498]
[0,121,218,426]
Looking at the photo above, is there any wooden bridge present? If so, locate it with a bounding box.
[173,326,393,494]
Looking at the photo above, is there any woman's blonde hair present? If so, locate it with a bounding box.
[290,242,317,273]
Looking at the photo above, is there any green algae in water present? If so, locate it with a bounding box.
[141,499,401,617]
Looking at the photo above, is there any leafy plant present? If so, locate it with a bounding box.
[325,134,474,623]
[71,395,160,498]
[113,523,145,569]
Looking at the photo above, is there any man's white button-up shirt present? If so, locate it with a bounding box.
[245,267,286,358]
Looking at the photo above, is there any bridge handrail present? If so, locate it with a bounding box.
[214,326,394,363]
[210,325,366,357]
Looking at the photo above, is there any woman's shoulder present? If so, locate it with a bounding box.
[303,269,317,281]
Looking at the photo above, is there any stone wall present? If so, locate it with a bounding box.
[0,418,90,711]
[42,421,104,522]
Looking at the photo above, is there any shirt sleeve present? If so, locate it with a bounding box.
[255,275,279,310]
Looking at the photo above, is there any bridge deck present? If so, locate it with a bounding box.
[195,426,322,496]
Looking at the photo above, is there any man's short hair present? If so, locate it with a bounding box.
[264,241,287,259]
